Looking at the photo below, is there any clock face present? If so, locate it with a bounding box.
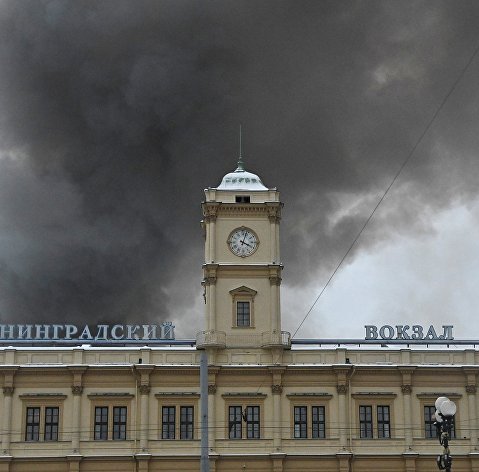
[228,227,259,257]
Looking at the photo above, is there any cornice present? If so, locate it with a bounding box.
[351,392,397,399]
[416,392,462,399]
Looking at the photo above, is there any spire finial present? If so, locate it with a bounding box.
[237,123,245,171]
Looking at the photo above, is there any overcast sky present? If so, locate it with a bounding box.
[1,0,479,339]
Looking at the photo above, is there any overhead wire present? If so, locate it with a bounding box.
[292,40,479,339]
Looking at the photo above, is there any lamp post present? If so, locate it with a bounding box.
[434,396,456,472]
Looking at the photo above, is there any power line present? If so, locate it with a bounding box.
[292,40,479,340]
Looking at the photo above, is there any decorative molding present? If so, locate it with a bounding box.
[269,276,282,286]
[401,385,412,394]
[286,393,333,400]
[71,386,83,395]
[20,393,67,399]
[208,385,217,394]
[271,384,283,394]
[139,385,151,395]
[87,393,134,399]
[466,385,477,394]
[337,384,348,395]
[352,392,397,399]
[202,276,217,286]
[416,392,462,400]
[202,203,219,222]
[221,392,267,398]
[398,368,416,375]
[2,386,14,396]
[155,392,200,398]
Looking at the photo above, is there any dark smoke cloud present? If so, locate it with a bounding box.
[0,1,479,334]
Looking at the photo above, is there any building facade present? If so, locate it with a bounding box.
[0,161,478,472]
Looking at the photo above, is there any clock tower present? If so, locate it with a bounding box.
[197,156,290,352]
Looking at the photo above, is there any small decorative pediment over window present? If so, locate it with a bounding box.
[229,286,257,296]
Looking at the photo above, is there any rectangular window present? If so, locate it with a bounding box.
[424,405,436,439]
[236,301,250,327]
[162,406,176,439]
[424,404,455,439]
[246,406,260,439]
[180,406,194,440]
[377,405,390,439]
[94,406,109,440]
[44,407,59,441]
[294,406,307,438]
[25,407,40,441]
[229,406,243,439]
[359,405,373,439]
[312,406,326,439]
[113,406,127,440]
[235,196,250,203]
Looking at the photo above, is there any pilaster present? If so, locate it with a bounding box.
[334,366,351,450]
[399,367,415,450]
[135,365,154,451]
[68,366,87,453]
[1,367,17,455]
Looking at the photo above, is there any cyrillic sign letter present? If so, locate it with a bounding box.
[79,325,93,340]
[160,322,174,340]
[411,325,424,340]
[126,325,140,340]
[95,325,109,340]
[425,325,438,340]
[111,325,124,340]
[395,325,411,340]
[441,325,454,340]
[0,325,15,339]
[365,325,378,340]
[142,325,157,340]
[35,324,51,340]
[64,324,78,339]
[379,325,394,339]
[18,325,33,339]
[52,325,64,340]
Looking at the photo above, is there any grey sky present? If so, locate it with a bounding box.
[1,1,479,338]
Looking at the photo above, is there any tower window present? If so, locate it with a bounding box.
[235,195,250,203]
[236,301,251,327]
[230,286,257,328]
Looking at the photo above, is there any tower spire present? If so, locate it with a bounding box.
[236,123,245,171]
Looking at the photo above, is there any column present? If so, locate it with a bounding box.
[270,367,284,451]
[203,205,218,263]
[399,368,415,450]
[209,280,217,331]
[337,384,348,449]
[139,385,151,451]
[135,366,153,452]
[209,217,216,263]
[269,273,281,334]
[203,265,217,332]
[71,387,83,452]
[464,368,478,450]
[402,385,413,449]
[69,366,87,453]
[1,368,16,456]
[208,367,219,451]
[269,214,276,262]
[1,387,13,454]
[334,367,350,450]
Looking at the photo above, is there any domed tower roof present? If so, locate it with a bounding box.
[216,157,268,191]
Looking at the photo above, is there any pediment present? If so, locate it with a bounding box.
[229,286,257,296]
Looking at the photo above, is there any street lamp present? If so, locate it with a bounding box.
[434,396,456,472]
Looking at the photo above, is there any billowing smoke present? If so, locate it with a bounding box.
[1,1,479,336]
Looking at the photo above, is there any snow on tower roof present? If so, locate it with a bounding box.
[216,157,268,191]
